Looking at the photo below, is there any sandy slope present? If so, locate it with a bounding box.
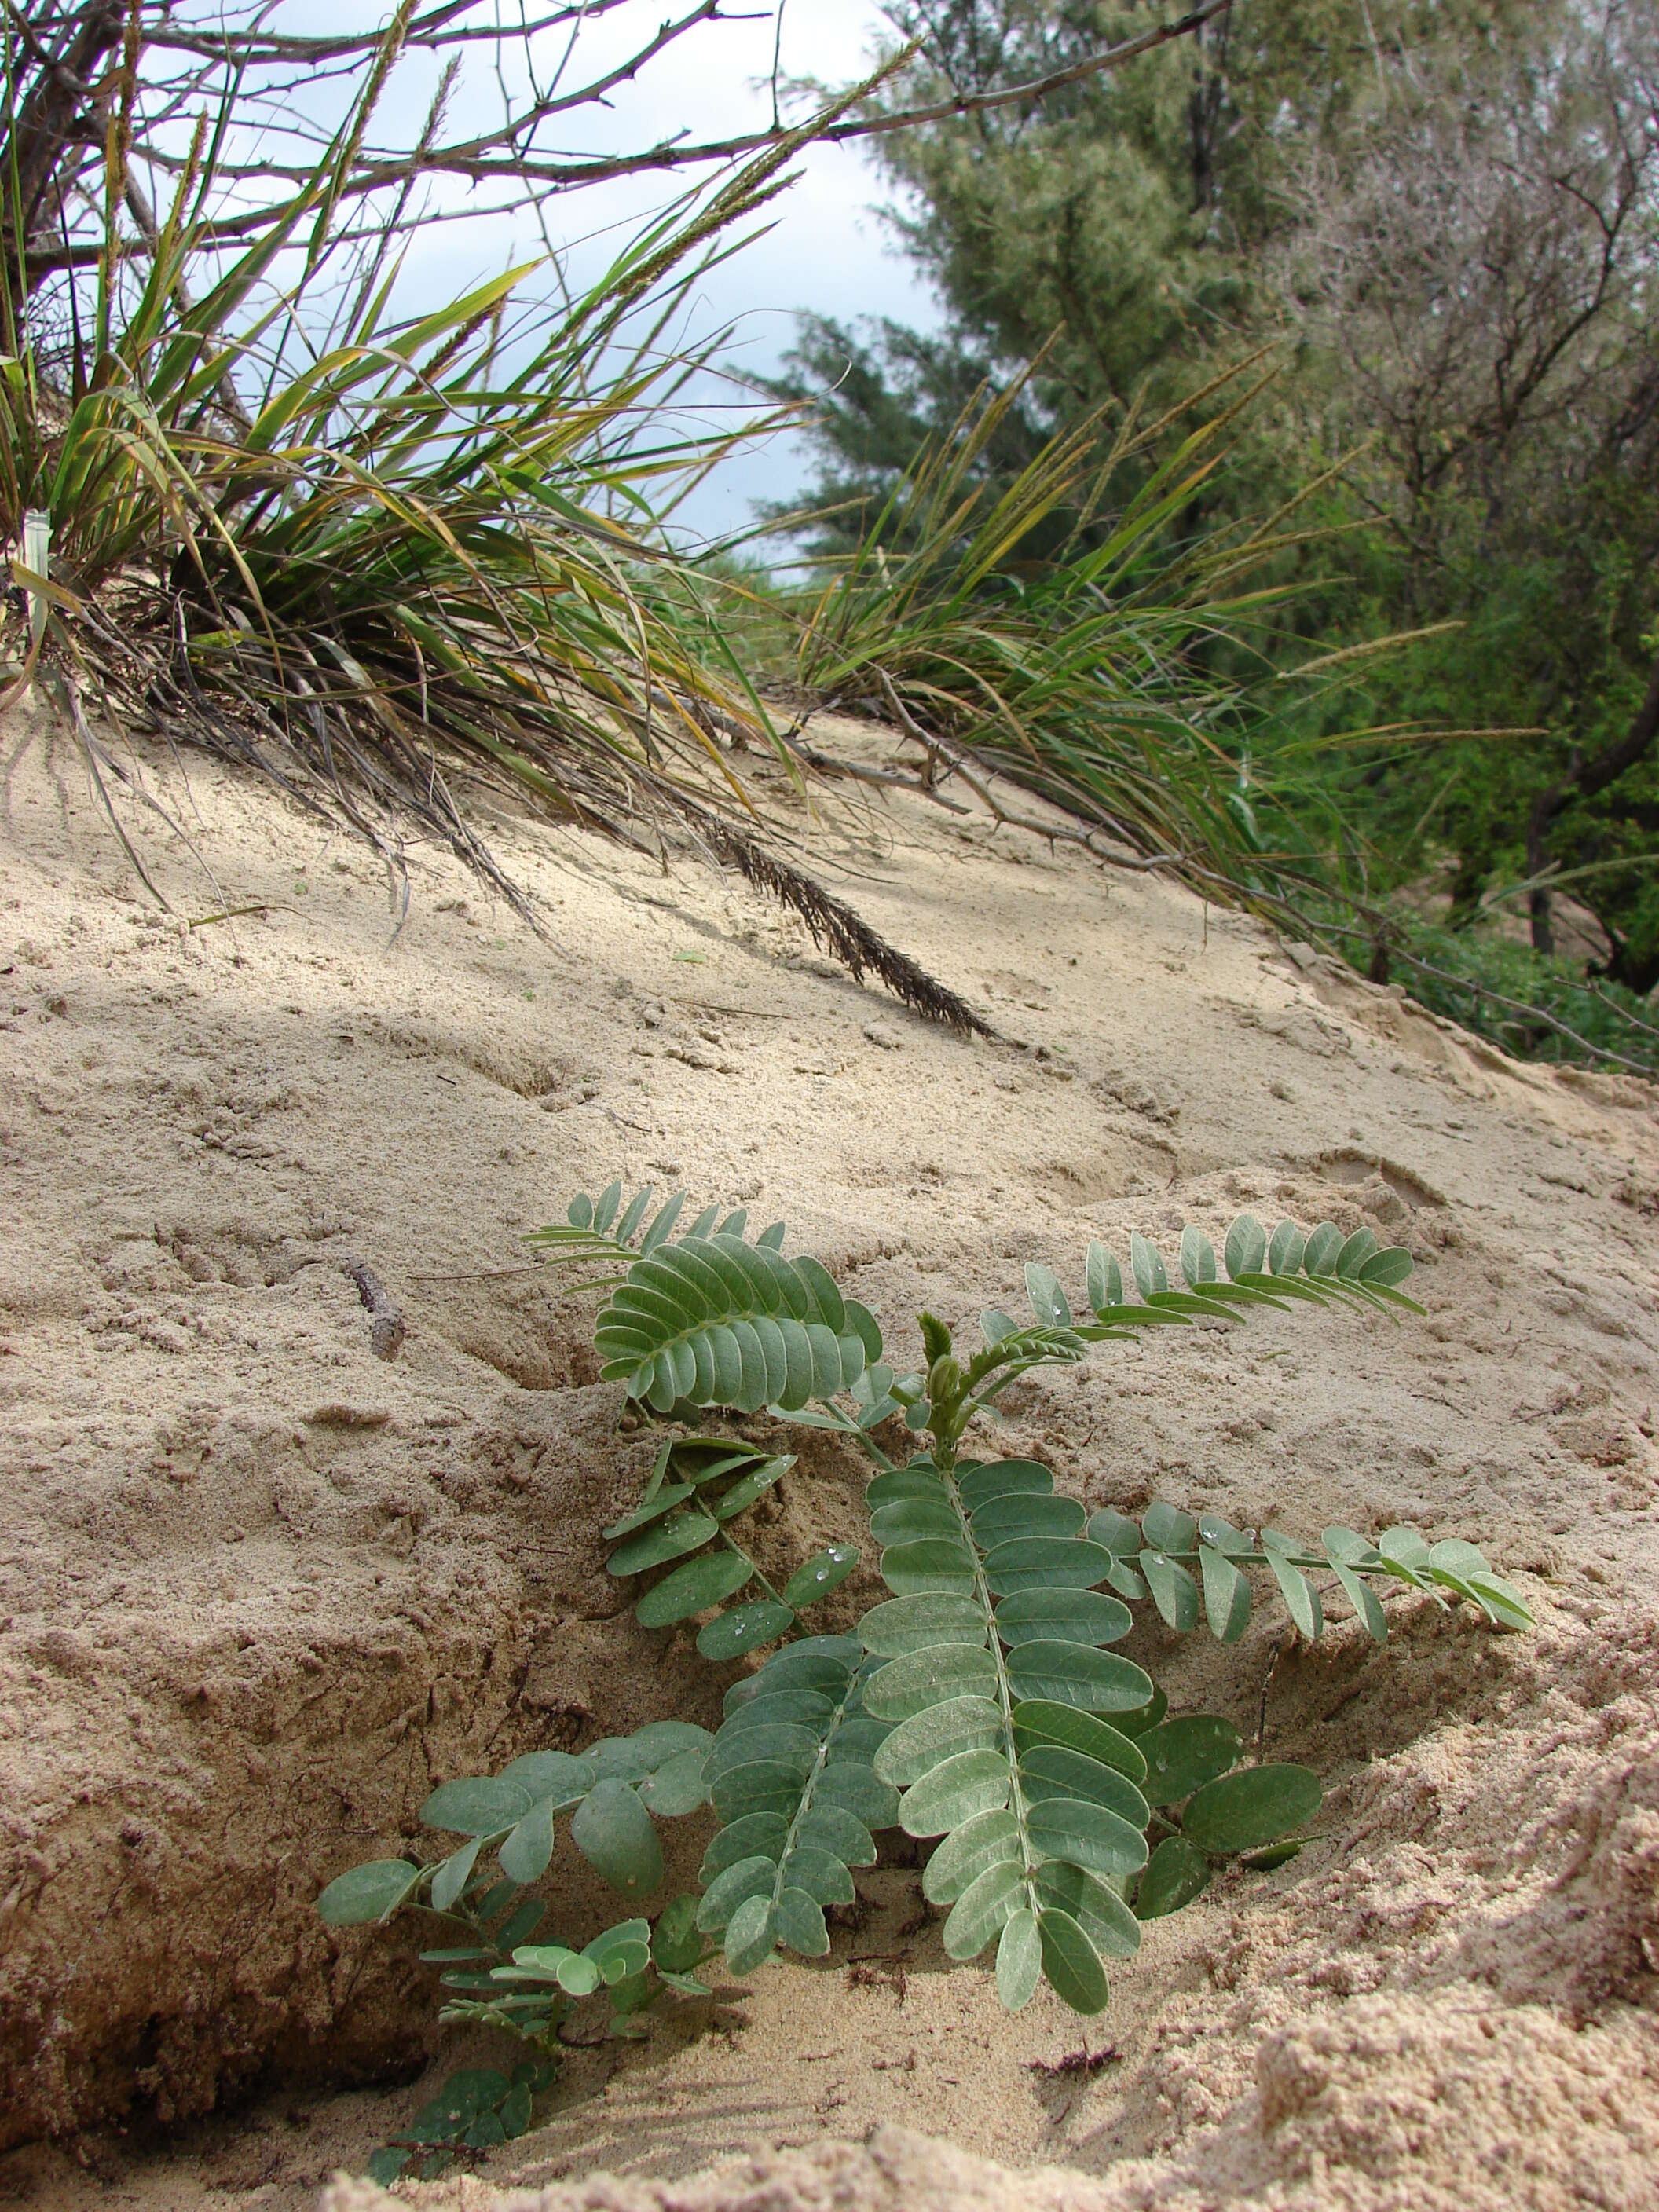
[0,705,1655,2212]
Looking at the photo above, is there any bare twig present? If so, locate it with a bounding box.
[1255,1635,1284,1758]
[127,1,1231,220]
[346,1258,406,1359]
[873,672,1183,870]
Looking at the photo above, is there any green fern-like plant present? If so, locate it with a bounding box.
[529,1184,884,1414]
[856,1450,1157,2009]
[695,1637,895,1972]
[604,1433,861,1661]
[530,1184,1529,2017]
[319,1185,1533,2136]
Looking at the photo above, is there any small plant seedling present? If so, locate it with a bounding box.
[318,1183,1530,2160]
[314,1723,717,2179]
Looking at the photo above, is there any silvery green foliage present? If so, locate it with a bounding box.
[537,1186,1530,2018]
[695,1638,895,1973]
[1087,1499,1533,1642]
[315,1722,719,2180]
[529,1184,883,1414]
[859,1451,1156,2013]
[316,1721,716,1921]
[322,1190,1533,2076]
[678,1450,1532,2016]
[604,1433,861,1661]
[688,1457,1328,2015]
[315,1724,717,2034]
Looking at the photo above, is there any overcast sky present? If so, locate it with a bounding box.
[381,3,947,544]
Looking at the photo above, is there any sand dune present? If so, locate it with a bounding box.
[2,706,1654,2210]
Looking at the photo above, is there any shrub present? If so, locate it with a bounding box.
[319,1183,1528,2170]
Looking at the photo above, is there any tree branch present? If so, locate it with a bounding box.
[152,0,1230,221]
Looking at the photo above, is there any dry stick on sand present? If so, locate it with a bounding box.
[346,1258,405,1359]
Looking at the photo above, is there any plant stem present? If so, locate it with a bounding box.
[934,1422,1040,1923]
[716,1525,786,1608]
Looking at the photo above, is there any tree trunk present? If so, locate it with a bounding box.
[1525,811,1556,955]
[0,1,126,321]
[1525,650,1659,954]
[1187,24,1228,213]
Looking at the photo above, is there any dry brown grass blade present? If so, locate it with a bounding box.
[676,793,993,1038]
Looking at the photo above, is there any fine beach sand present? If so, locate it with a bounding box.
[2,705,1655,2210]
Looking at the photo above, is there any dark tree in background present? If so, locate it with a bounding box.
[1282,8,1659,971]
[779,2,1659,983]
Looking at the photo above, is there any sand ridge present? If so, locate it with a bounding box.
[0,705,1655,2209]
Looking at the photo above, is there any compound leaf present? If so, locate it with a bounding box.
[698,1648,889,1969]
[590,1231,877,1414]
[570,1777,663,1898]
[864,1453,1155,2014]
[1181,1764,1321,1856]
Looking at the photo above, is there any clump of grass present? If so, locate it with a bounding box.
[787,357,1659,1078]
[0,11,992,1027]
[789,353,1328,918]
[2,47,783,896]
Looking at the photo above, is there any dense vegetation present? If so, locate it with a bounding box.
[5,1,1654,1068]
[774,2,1659,1057]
